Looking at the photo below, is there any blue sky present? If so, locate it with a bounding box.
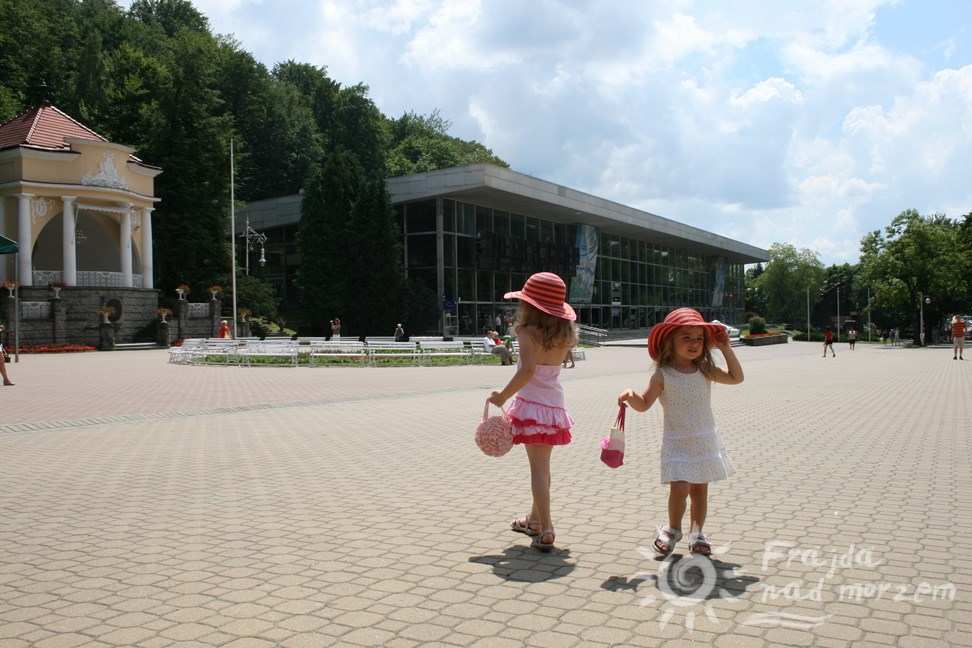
[130,0,972,266]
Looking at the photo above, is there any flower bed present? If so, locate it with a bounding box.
[742,333,788,346]
[16,344,97,353]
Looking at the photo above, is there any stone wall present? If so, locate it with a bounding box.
[1,288,231,348]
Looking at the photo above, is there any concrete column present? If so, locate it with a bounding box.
[61,196,77,286]
[16,193,33,285]
[120,206,133,287]
[140,207,154,289]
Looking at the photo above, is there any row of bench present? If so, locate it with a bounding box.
[168,338,549,367]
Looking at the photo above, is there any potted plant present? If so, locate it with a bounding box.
[209,284,223,299]
[237,307,252,322]
[48,280,68,298]
[97,305,116,324]
[157,307,173,323]
[1,279,17,296]
[176,283,191,300]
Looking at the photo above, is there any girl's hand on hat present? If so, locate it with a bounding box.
[712,328,730,346]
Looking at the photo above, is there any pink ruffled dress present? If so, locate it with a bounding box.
[507,363,573,446]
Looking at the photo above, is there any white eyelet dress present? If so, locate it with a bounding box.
[657,367,735,484]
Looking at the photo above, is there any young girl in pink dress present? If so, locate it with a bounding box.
[618,308,744,557]
[489,273,578,551]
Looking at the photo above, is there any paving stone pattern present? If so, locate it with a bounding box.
[1,342,970,647]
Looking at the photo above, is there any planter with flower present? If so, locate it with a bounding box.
[157,307,173,323]
[209,284,223,299]
[48,281,68,298]
[97,305,116,324]
[237,307,252,322]
[2,280,17,297]
[176,283,191,300]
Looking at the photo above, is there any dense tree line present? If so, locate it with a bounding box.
[748,211,972,344]
[1,0,506,335]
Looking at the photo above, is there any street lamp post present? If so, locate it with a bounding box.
[920,293,931,346]
[239,216,267,276]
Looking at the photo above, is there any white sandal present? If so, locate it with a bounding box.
[653,525,682,555]
[688,531,712,556]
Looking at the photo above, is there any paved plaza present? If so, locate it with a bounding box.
[1,339,970,647]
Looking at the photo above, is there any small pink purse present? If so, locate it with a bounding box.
[476,399,513,457]
[600,404,626,468]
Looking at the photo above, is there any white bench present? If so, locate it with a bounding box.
[239,340,299,367]
[420,341,470,365]
[168,338,204,364]
[570,346,586,361]
[308,340,367,366]
[190,338,244,365]
[367,341,423,367]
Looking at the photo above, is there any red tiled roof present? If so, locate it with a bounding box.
[0,101,108,151]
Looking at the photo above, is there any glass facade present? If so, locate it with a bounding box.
[396,197,746,336]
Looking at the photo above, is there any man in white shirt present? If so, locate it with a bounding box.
[483,331,513,365]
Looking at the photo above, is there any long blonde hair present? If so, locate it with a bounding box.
[513,302,579,350]
[654,326,717,378]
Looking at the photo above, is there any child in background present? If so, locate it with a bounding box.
[617,308,744,556]
[489,273,579,551]
[823,326,835,357]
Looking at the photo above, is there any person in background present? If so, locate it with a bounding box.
[951,315,966,360]
[331,317,342,340]
[218,320,233,339]
[483,330,513,365]
[394,323,405,341]
[847,329,857,350]
[0,324,14,386]
[823,326,836,357]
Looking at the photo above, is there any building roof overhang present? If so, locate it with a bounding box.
[386,164,769,264]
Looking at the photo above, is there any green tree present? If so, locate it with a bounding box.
[141,28,234,292]
[753,243,825,330]
[859,209,970,344]
[744,263,766,317]
[296,151,360,332]
[385,110,508,177]
[343,173,406,333]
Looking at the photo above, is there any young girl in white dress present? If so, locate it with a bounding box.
[618,308,744,556]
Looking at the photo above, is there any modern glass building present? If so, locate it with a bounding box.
[238,164,768,335]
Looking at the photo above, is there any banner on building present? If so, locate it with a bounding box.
[569,224,599,303]
[711,256,727,307]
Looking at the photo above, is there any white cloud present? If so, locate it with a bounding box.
[117,0,972,266]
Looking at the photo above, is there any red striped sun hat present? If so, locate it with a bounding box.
[504,272,576,321]
[647,307,725,360]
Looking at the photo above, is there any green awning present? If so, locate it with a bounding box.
[0,235,17,254]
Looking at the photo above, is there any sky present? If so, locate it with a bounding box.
[129,0,972,266]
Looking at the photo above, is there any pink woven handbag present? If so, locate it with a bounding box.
[476,399,513,457]
[600,404,626,468]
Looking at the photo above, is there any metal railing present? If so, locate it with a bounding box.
[32,271,144,288]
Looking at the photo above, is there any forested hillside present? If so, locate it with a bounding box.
[1,0,506,332]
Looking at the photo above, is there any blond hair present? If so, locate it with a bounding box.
[512,302,578,351]
[654,325,717,379]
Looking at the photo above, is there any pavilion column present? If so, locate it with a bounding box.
[120,204,133,288]
[140,207,153,289]
[0,197,6,283]
[61,196,77,286]
[16,193,33,286]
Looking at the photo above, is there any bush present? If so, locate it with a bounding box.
[748,316,767,335]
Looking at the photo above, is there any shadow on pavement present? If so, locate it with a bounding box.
[469,544,576,582]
